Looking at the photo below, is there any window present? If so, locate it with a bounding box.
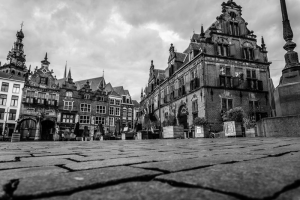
[95,117,105,125]
[96,105,106,114]
[62,114,74,123]
[249,101,259,112]
[109,107,114,115]
[218,44,229,56]
[220,66,232,88]
[115,107,120,116]
[192,100,198,113]
[10,95,18,107]
[98,96,104,101]
[109,117,114,126]
[8,109,16,120]
[116,100,120,105]
[110,98,115,105]
[0,94,7,106]
[12,84,20,93]
[79,116,90,124]
[37,93,46,104]
[229,22,239,36]
[128,108,132,117]
[243,48,254,61]
[66,91,72,97]
[64,101,73,110]
[27,91,35,97]
[40,77,47,85]
[0,108,4,120]
[222,98,233,111]
[1,82,9,92]
[123,108,127,119]
[48,94,56,105]
[84,94,90,99]
[80,104,91,112]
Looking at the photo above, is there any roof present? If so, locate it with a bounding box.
[0,71,25,82]
[56,78,67,87]
[105,82,113,92]
[113,86,127,96]
[109,90,121,97]
[132,100,140,108]
[74,76,105,91]
[175,52,187,63]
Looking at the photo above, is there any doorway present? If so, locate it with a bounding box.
[41,120,55,141]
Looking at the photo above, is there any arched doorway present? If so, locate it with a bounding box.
[19,118,37,140]
[177,104,188,129]
[41,120,55,141]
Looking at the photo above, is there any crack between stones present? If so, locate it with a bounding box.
[155,179,260,200]
[262,179,300,200]
[12,174,158,200]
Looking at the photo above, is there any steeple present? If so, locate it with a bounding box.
[141,88,143,98]
[6,25,26,69]
[200,24,205,42]
[67,68,72,79]
[169,44,174,53]
[280,0,300,71]
[261,36,267,53]
[64,61,67,78]
[41,52,50,65]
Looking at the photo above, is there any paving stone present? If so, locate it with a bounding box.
[13,166,161,199]
[37,181,238,200]
[20,155,84,162]
[0,166,68,181]
[0,158,71,170]
[155,159,300,199]
[275,187,300,200]
[132,154,265,172]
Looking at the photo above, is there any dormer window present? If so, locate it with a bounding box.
[84,94,90,99]
[66,91,72,97]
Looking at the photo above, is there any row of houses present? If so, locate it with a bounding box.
[0,28,139,140]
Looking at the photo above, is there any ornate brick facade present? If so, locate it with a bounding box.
[140,0,273,136]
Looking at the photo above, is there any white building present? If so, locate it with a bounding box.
[0,72,25,136]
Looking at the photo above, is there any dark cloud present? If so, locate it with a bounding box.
[0,0,299,100]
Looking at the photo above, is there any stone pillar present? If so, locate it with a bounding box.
[121,133,126,140]
[34,120,41,140]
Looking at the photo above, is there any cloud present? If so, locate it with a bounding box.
[0,0,299,101]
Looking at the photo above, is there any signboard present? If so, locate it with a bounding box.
[195,126,204,138]
[224,121,236,137]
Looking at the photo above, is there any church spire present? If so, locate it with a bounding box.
[280,0,300,71]
[41,52,50,65]
[67,68,72,79]
[64,61,67,78]
[261,36,267,52]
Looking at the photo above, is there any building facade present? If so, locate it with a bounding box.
[19,53,60,140]
[0,28,27,137]
[140,0,273,136]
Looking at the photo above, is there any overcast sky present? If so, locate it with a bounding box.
[0,0,299,101]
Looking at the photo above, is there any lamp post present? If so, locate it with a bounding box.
[2,107,10,136]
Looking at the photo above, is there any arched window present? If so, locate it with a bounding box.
[11,70,15,74]
[17,72,21,76]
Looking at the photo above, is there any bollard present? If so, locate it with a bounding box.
[121,133,126,140]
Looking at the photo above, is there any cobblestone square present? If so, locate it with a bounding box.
[1,138,300,200]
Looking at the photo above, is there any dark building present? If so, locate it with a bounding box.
[140,0,273,135]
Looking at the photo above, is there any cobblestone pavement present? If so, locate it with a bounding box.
[1,138,300,200]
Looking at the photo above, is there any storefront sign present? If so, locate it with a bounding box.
[224,121,236,137]
[195,126,204,138]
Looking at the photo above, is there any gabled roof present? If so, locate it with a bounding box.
[74,76,105,91]
[113,86,127,96]
[105,82,113,92]
[109,90,121,97]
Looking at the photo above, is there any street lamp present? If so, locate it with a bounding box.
[2,107,10,136]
